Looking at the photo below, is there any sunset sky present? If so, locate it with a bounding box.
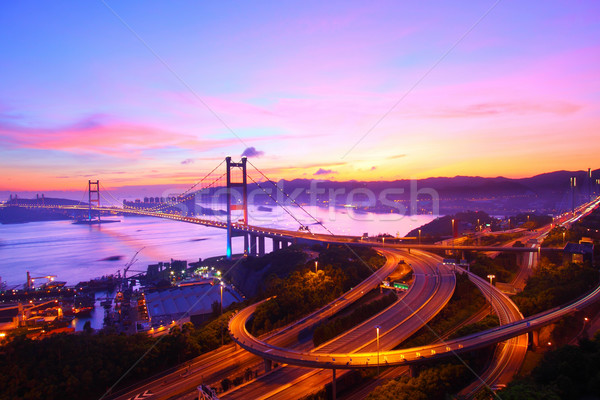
[1,1,599,192]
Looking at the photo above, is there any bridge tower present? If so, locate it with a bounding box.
[226,157,248,259]
[88,180,100,223]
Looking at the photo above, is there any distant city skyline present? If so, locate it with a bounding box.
[1,1,599,191]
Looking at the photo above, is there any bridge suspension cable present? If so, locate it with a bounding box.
[245,173,317,234]
[144,160,226,213]
[98,184,126,209]
[246,160,336,236]
[147,170,227,213]
[75,184,91,207]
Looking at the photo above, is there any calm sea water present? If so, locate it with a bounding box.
[0,205,435,287]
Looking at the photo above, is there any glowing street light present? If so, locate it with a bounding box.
[220,282,224,345]
[375,325,381,376]
[487,274,495,312]
[220,281,224,316]
[315,260,318,274]
[418,229,421,245]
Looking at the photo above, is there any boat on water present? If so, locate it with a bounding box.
[40,281,67,290]
[72,218,120,225]
[63,292,95,317]
[100,298,112,308]
[75,275,118,292]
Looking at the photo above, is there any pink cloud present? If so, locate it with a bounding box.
[430,101,582,119]
[0,115,240,158]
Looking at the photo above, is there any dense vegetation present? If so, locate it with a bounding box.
[510,213,553,231]
[462,232,523,246]
[366,363,470,400]
[222,246,310,297]
[406,211,497,240]
[542,225,583,248]
[498,334,600,399]
[401,272,486,347]
[249,245,384,335]
[469,253,520,283]
[313,291,396,346]
[449,315,499,340]
[512,259,598,317]
[0,314,232,400]
[543,206,600,251]
[0,245,385,399]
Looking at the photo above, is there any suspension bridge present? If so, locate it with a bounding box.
[3,156,586,258]
[3,157,356,259]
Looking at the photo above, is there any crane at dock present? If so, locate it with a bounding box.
[26,271,57,290]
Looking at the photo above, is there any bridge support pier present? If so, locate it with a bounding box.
[517,253,526,269]
[247,234,254,257]
[258,236,265,257]
[409,365,420,378]
[264,359,272,372]
[531,329,540,348]
[273,238,281,251]
[332,368,336,400]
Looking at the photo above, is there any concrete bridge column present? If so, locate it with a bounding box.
[517,253,525,269]
[273,238,281,251]
[409,365,419,378]
[264,359,272,372]
[282,240,289,249]
[247,234,255,256]
[531,329,540,348]
[243,234,249,256]
[258,236,265,257]
[332,368,336,400]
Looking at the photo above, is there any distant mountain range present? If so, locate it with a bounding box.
[2,169,598,216]
[237,169,600,215]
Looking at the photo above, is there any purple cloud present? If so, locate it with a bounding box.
[241,147,264,158]
[314,168,337,176]
[181,158,195,165]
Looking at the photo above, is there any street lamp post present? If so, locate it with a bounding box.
[563,231,566,245]
[451,219,455,238]
[220,282,224,345]
[382,237,385,247]
[315,260,318,274]
[418,229,421,245]
[375,325,381,376]
[487,274,495,312]
[220,283,223,316]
